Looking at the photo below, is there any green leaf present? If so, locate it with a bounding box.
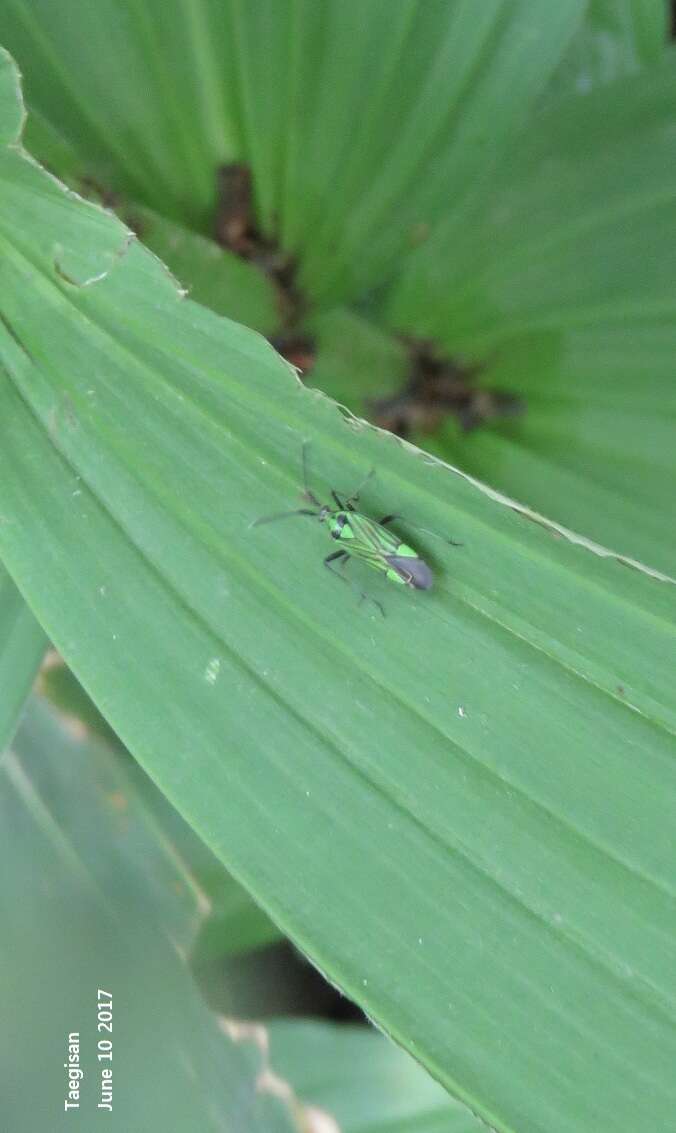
[42,650,284,958]
[389,58,676,352]
[123,203,280,332]
[0,35,23,143]
[2,695,304,1132]
[41,656,282,957]
[269,1020,484,1132]
[0,564,46,749]
[40,652,127,747]
[1,0,586,305]
[294,304,676,573]
[303,306,408,406]
[114,718,283,963]
[387,59,676,573]
[2,48,676,1133]
[544,0,668,102]
[20,107,281,334]
[417,322,676,575]
[0,0,232,226]
[282,0,586,303]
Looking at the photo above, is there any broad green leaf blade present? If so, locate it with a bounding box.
[386,60,676,574]
[40,657,281,957]
[0,563,46,748]
[294,307,676,573]
[415,323,676,575]
[388,57,676,353]
[21,108,281,333]
[2,54,676,1132]
[129,204,280,332]
[40,650,128,747]
[1,0,586,305]
[269,1020,484,1133]
[0,0,234,225]
[2,696,303,1132]
[303,306,408,406]
[266,0,586,304]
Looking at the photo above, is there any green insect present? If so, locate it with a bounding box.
[253,444,460,615]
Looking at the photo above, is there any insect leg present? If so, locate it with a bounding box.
[379,514,462,546]
[323,551,385,617]
[324,550,348,567]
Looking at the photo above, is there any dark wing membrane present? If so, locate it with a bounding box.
[385,555,433,590]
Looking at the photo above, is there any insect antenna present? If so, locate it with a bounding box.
[344,466,375,509]
[301,441,322,507]
[250,508,318,528]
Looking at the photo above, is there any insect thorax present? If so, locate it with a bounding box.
[327,511,354,540]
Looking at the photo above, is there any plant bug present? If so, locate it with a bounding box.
[252,444,461,615]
